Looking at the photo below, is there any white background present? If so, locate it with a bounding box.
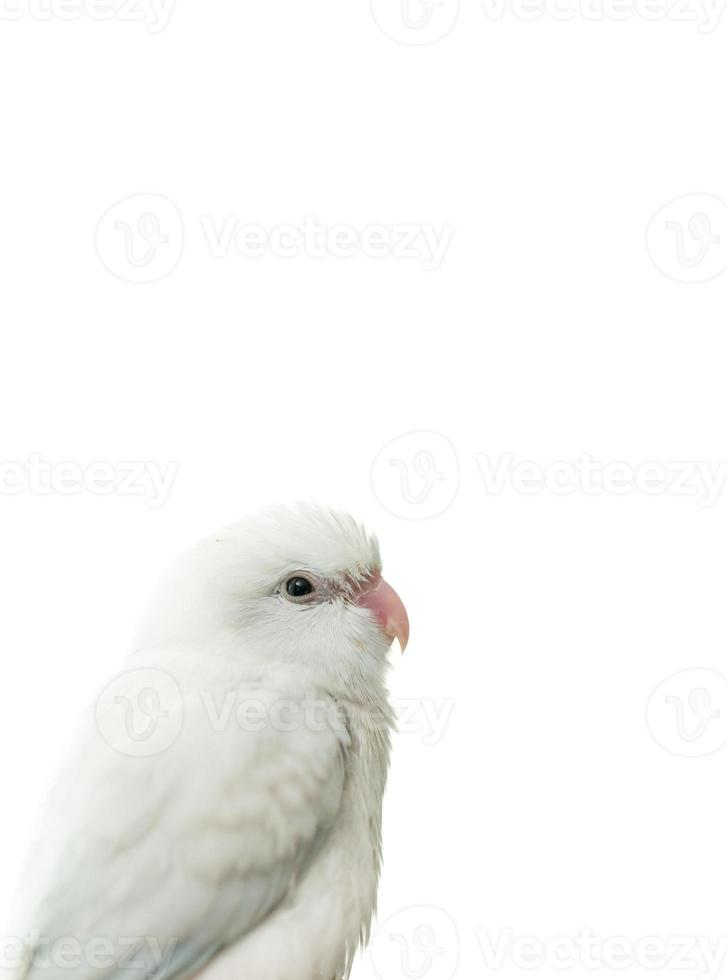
[2,1,727,978]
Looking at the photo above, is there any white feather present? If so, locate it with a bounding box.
[8,506,396,980]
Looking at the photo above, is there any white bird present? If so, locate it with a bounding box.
[7,505,409,980]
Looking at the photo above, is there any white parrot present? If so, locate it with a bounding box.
[6,505,410,980]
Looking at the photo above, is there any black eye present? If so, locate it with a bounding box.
[285,576,314,599]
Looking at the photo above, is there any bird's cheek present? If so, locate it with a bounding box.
[355,576,409,653]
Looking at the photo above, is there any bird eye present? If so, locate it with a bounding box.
[284,575,316,603]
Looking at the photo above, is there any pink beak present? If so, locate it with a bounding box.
[355,573,410,652]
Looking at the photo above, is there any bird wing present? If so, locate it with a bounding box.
[11,674,349,980]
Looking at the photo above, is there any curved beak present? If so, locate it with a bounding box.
[355,574,409,653]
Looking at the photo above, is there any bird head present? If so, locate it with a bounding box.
[135,505,409,697]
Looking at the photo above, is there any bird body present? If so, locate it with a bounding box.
[7,507,409,980]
